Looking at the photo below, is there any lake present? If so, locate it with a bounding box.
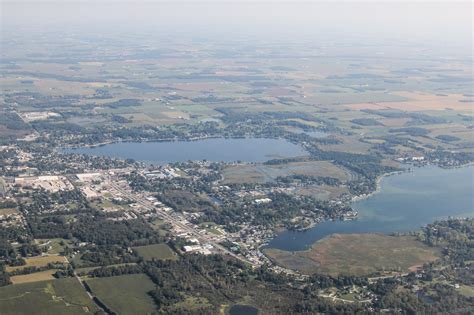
[286,127,329,138]
[266,165,474,251]
[62,138,307,165]
[305,130,329,138]
[229,305,259,315]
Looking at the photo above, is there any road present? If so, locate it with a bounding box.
[105,176,257,267]
[63,256,111,314]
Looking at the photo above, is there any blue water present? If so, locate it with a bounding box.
[62,138,307,165]
[267,165,474,251]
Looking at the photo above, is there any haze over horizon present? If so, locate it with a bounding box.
[2,1,472,54]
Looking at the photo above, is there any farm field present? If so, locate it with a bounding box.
[0,208,18,216]
[85,273,156,314]
[9,270,59,284]
[319,137,374,155]
[133,243,178,261]
[265,234,441,276]
[6,255,67,272]
[0,278,99,314]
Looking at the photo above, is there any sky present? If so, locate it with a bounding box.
[1,1,472,51]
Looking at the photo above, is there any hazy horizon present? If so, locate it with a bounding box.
[2,1,472,54]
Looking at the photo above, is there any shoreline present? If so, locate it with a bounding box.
[350,170,404,203]
[58,135,226,149]
[264,163,474,253]
[349,162,474,205]
[351,161,474,204]
[56,134,309,150]
[262,168,419,252]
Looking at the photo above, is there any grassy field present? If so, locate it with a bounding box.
[149,218,172,236]
[170,296,211,313]
[345,91,473,112]
[295,184,349,201]
[85,273,156,314]
[265,233,440,276]
[91,199,130,212]
[458,285,474,298]
[6,255,67,272]
[9,270,59,284]
[222,160,351,184]
[0,278,99,314]
[35,238,73,255]
[0,208,18,216]
[319,135,374,155]
[199,222,223,235]
[133,243,178,261]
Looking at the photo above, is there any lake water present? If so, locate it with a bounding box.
[305,130,329,138]
[267,165,474,251]
[229,305,259,315]
[62,138,307,165]
[286,127,329,138]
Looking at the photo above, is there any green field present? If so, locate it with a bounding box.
[35,238,74,255]
[85,273,156,314]
[149,219,172,236]
[265,233,441,276]
[133,243,178,261]
[199,222,223,235]
[0,278,99,315]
